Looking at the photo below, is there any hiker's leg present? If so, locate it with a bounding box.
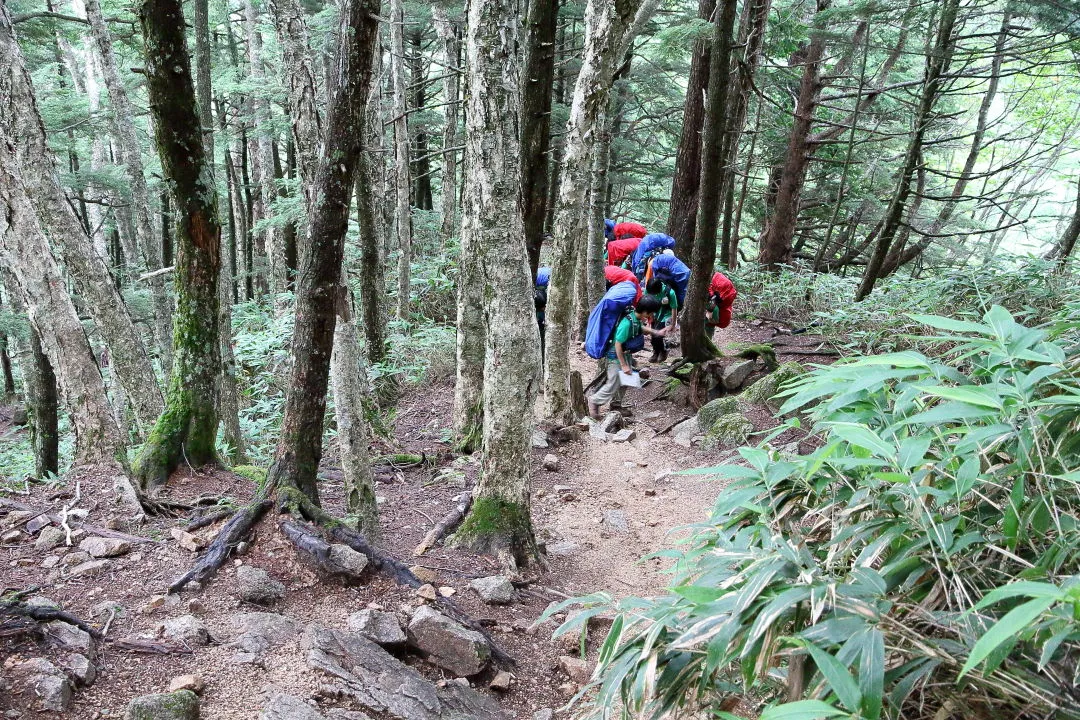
[590,360,622,409]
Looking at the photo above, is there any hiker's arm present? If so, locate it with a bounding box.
[670,307,679,330]
[615,342,631,374]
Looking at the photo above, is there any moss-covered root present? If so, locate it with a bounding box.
[736,343,779,371]
[450,496,540,568]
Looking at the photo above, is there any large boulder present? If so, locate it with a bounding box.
[742,361,807,407]
[14,658,73,712]
[697,397,741,431]
[702,413,754,451]
[407,606,491,677]
[236,566,285,604]
[722,359,756,390]
[124,690,200,720]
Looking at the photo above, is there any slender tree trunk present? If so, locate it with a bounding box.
[856,0,959,301]
[84,0,174,374]
[582,109,613,334]
[757,0,830,269]
[681,0,738,362]
[667,0,715,257]
[542,0,658,423]
[409,29,433,212]
[1048,178,1080,268]
[135,0,223,488]
[1,0,164,437]
[521,0,559,277]
[0,288,14,394]
[433,6,461,247]
[358,42,388,366]
[390,0,413,321]
[264,0,380,508]
[451,0,541,567]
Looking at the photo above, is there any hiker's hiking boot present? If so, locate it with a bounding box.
[588,402,603,420]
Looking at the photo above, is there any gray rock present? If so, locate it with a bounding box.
[722,359,755,390]
[68,559,111,577]
[407,605,491,677]
[542,454,559,471]
[611,429,635,443]
[60,653,96,686]
[26,514,52,534]
[534,710,554,720]
[79,536,132,558]
[161,615,211,646]
[260,694,326,720]
[227,612,300,656]
[326,711,375,720]
[672,417,697,448]
[469,576,516,605]
[531,429,549,449]
[697,397,742,431]
[2,510,31,528]
[603,510,629,533]
[92,600,126,618]
[62,551,92,567]
[124,690,200,720]
[303,624,506,720]
[702,413,754,451]
[236,565,285,604]
[26,595,60,609]
[546,541,579,557]
[346,609,406,647]
[558,655,592,684]
[40,555,60,569]
[587,420,610,441]
[35,526,65,551]
[45,621,94,653]
[34,674,73,712]
[2,528,22,543]
[599,412,623,434]
[328,543,369,576]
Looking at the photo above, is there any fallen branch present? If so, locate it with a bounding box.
[777,348,840,357]
[59,479,82,546]
[371,452,429,469]
[137,265,175,282]
[169,499,272,593]
[413,491,472,557]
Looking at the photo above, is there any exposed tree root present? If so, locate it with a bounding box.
[412,491,472,557]
[0,498,159,545]
[184,508,235,532]
[371,452,430,469]
[0,598,103,638]
[1,598,192,654]
[168,498,273,593]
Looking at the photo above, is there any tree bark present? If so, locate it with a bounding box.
[451,0,542,566]
[358,42,388,366]
[1048,178,1080,268]
[680,0,738,363]
[409,29,433,212]
[390,0,413,321]
[135,0,223,488]
[84,0,174,374]
[1,0,164,438]
[433,6,461,248]
[756,0,830,269]
[521,0,559,277]
[264,0,380,508]
[856,0,959,301]
[667,0,715,257]
[542,0,659,423]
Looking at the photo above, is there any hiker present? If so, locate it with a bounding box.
[630,232,676,278]
[706,271,737,336]
[606,236,642,268]
[535,266,551,352]
[604,218,615,242]
[587,293,665,419]
[645,278,678,363]
[613,220,648,241]
[646,251,691,307]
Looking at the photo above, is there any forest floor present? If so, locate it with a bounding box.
[0,318,835,719]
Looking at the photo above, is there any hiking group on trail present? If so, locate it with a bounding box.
[534,218,738,420]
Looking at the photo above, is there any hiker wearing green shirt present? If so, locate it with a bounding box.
[588,295,665,419]
[645,279,678,363]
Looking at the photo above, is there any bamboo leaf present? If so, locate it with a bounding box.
[959,597,1058,678]
[759,700,849,720]
[801,642,861,711]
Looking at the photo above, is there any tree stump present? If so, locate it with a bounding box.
[569,370,589,419]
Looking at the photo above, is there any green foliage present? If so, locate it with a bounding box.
[572,306,1080,719]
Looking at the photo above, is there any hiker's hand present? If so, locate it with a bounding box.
[621,364,632,374]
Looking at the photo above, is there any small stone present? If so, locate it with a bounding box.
[187,598,206,614]
[105,517,124,530]
[534,710,554,720]
[409,565,439,584]
[1,510,31,528]
[611,429,636,443]
[531,429,549,449]
[35,526,65,551]
[489,671,512,691]
[328,543,369,576]
[236,566,285,604]
[553,484,574,494]
[438,586,456,597]
[26,515,52,534]
[41,555,60,569]
[603,509,630,533]
[558,655,592,684]
[68,559,110,577]
[1,529,22,543]
[235,541,251,556]
[92,600,125,618]
[588,422,610,441]
[599,412,623,434]
[346,609,406,646]
[59,653,96,686]
[542,454,559,471]
[644,489,656,497]
[142,595,167,614]
[469,576,516,605]
[161,615,211,646]
[415,583,438,601]
[45,621,94,653]
[26,595,60,609]
[124,690,199,720]
[546,541,579,557]
[407,605,491,676]
[62,550,91,566]
[168,675,205,694]
[171,527,204,553]
[79,536,132,558]
[671,417,697,448]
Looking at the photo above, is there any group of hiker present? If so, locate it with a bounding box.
[534,218,738,419]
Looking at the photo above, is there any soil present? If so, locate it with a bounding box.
[0,319,834,719]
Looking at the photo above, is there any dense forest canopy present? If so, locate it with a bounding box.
[2,0,1080,717]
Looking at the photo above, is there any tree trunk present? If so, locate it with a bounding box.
[451,0,542,566]
[582,109,613,334]
[1048,178,1080,268]
[409,29,433,212]
[856,0,959,301]
[521,0,559,277]
[390,0,413,321]
[667,0,715,257]
[135,0,223,488]
[84,0,174,374]
[542,0,658,423]
[264,0,380,508]
[433,6,461,247]
[756,0,830,269]
[1,0,164,438]
[680,0,738,363]
[358,42,388,366]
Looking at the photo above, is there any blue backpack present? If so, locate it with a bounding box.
[649,253,691,307]
[631,233,676,277]
[585,281,644,359]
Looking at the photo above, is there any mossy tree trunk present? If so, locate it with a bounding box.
[264,0,381,510]
[135,0,223,489]
[450,0,542,566]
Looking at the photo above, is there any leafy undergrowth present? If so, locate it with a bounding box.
[559,305,1080,719]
